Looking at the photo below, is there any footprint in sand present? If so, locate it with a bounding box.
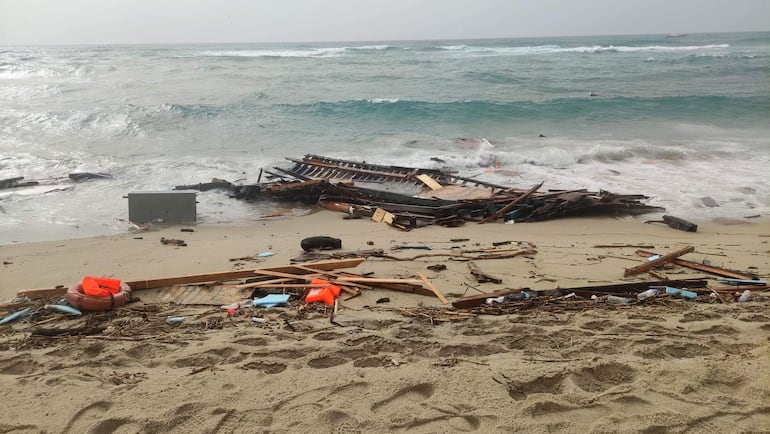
[371,383,434,413]
[307,355,348,369]
[635,342,713,359]
[569,362,635,393]
[323,410,365,434]
[437,343,506,357]
[63,400,122,434]
[0,354,43,375]
[233,337,269,346]
[506,373,566,401]
[241,360,287,374]
[580,319,617,331]
[139,402,234,433]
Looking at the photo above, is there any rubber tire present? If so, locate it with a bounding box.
[300,236,342,252]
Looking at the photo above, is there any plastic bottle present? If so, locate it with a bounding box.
[738,290,752,302]
[637,288,659,301]
[607,295,630,305]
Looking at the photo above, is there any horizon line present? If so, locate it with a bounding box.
[1,29,768,48]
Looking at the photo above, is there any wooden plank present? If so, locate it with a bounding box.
[467,261,502,284]
[623,246,694,277]
[371,207,387,223]
[452,288,527,309]
[663,215,698,232]
[479,181,543,224]
[293,266,435,297]
[415,174,443,190]
[233,277,297,289]
[333,277,424,285]
[553,279,708,295]
[416,272,449,304]
[253,269,318,280]
[636,250,754,280]
[17,258,365,299]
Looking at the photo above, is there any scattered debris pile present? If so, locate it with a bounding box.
[2,241,766,343]
[177,154,664,229]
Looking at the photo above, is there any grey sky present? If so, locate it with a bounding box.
[1,0,769,45]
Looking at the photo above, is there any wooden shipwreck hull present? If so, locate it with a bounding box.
[183,154,664,229]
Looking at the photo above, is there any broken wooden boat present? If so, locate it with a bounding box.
[180,154,665,229]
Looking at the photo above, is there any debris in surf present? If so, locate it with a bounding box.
[190,154,664,230]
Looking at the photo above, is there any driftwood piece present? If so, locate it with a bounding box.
[415,174,443,190]
[636,250,754,280]
[623,246,694,277]
[594,244,655,249]
[479,181,543,224]
[17,258,365,299]
[0,177,39,189]
[663,215,698,232]
[293,266,436,297]
[417,272,449,304]
[374,248,536,262]
[554,279,708,295]
[646,215,700,232]
[452,288,527,309]
[467,261,502,284]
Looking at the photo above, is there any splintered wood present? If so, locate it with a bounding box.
[624,246,695,277]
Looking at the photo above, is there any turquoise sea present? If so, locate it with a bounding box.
[1,32,769,243]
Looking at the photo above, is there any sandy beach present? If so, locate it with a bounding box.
[1,212,769,433]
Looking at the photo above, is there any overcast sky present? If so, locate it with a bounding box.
[1,0,769,45]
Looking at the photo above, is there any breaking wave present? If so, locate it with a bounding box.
[288,95,770,124]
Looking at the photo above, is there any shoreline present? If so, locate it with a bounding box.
[2,211,768,299]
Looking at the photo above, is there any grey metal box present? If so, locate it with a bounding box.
[127,191,197,224]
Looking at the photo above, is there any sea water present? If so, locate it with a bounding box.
[1,32,769,243]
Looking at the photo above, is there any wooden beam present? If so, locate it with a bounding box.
[452,288,526,309]
[467,261,502,284]
[333,277,424,285]
[624,246,694,277]
[415,174,443,190]
[554,279,708,296]
[636,250,754,280]
[479,181,543,224]
[17,258,365,299]
[417,272,449,304]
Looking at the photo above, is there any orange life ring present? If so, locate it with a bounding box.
[66,282,132,311]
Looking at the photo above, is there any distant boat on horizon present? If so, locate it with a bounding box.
[667,32,687,38]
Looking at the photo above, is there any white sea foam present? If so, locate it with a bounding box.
[436,43,731,56]
[368,98,400,104]
[347,45,392,50]
[197,47,346,58]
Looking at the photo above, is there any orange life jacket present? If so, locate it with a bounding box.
[304,279,341,305]
[81,276,122,298]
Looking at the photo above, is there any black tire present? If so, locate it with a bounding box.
[301,236,342,251]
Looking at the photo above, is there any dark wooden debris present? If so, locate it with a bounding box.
[175,178,234,192]
[624,246,694,277]
[467,261,503,284]
[68,172,112,182]
[636,250,755,280]
[187,154,664,229]
[646,215,698,232]
[452,288,529,309]
[552,279,708,298]
[0,177,39,189]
